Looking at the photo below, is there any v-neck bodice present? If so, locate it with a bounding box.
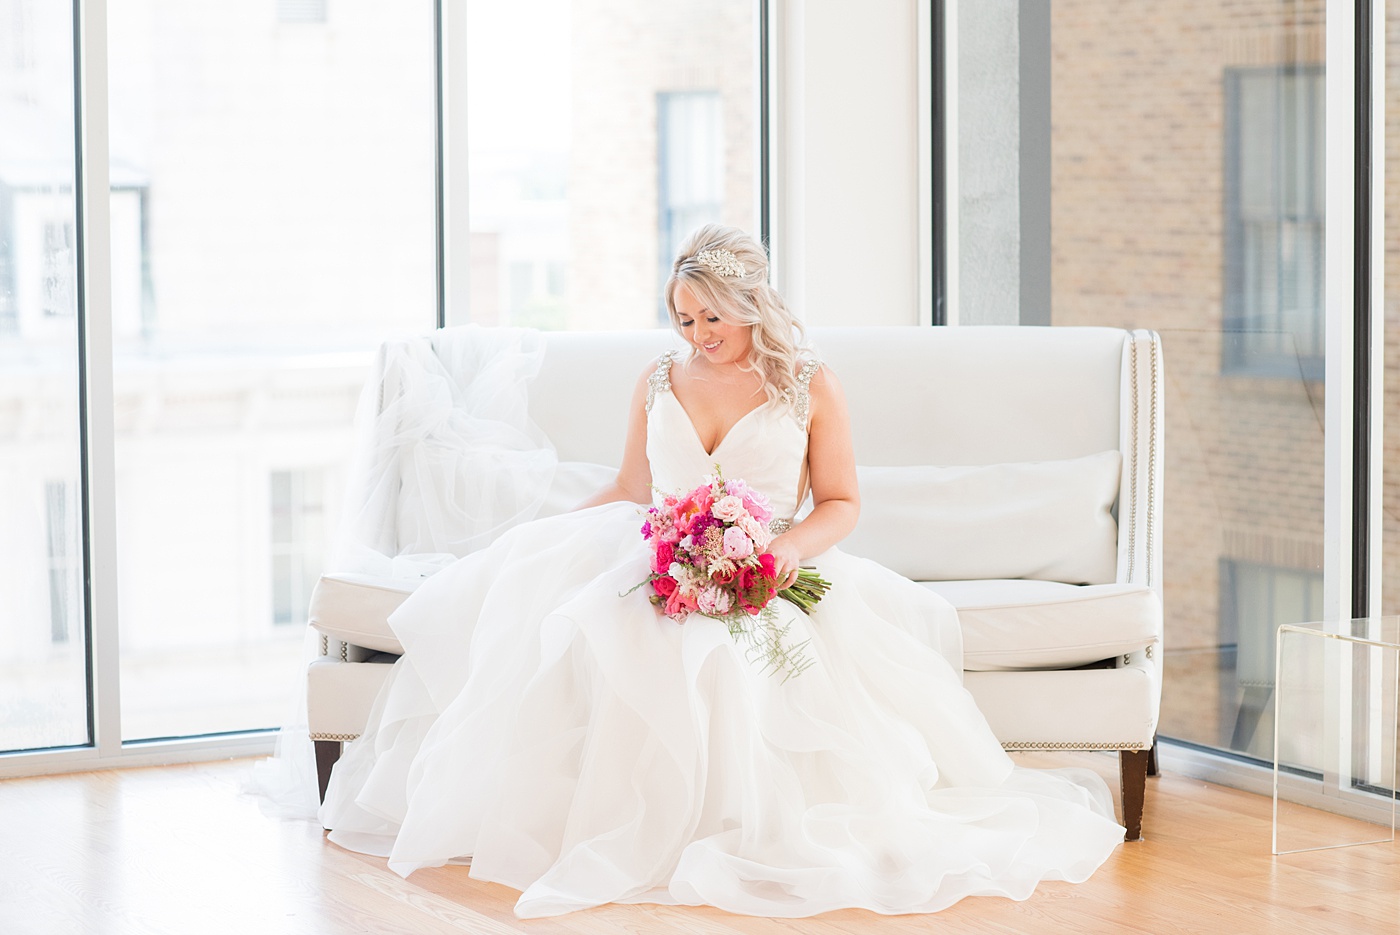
[644,352,816,521]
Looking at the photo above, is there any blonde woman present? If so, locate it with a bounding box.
[321,225,1123,918]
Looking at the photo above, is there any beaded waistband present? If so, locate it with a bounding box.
[769,518,793,535]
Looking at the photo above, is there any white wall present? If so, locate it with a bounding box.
[772,0,922,327]
[956,0,1020,326]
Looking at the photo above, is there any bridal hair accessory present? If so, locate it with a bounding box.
[695,248,746,279]
[625,466,830,680]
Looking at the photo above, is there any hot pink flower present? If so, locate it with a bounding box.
[675,484,715,524]
[652,540,675,575]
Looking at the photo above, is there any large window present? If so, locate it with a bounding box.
[462,0,757,330]
[0,0,87,754]
[104,0,436,741]
[954,0,1329,765]
[0,0,766,769]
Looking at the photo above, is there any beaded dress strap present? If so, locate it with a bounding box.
[645,350,678,412]
[793,358,822,426]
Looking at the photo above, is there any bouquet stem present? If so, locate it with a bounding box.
[780,567,831,614]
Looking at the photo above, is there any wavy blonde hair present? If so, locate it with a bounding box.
[664,224,808,408]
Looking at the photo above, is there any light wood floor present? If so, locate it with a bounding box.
[2,752,1398,935]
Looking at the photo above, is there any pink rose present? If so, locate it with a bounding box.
[737,514,771,550]
[653,575,678,598]
[711,495,747,523]
[652,540,675,575]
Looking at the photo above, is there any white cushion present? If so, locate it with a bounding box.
[925,579,1160,671]
[308,572,418,654]
[844,450,1123,584]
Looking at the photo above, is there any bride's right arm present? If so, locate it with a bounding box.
[573,367,654,509]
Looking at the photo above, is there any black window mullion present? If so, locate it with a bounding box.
[1352,0,1372,620]
[931,0,947,325]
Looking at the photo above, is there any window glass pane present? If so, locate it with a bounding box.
[108,0,436,741]
[0,0,88,753]
[1384,0,1400,627]
[464,0,757,330]
[956,1,1327,763]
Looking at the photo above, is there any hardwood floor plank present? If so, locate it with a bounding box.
[3,754,1399,935]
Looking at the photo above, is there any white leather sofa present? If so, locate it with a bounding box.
[307,325,1164,840]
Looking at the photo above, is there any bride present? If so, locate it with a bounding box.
[319,225,1125,918]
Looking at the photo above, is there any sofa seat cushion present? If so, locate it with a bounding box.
[310,572,1160,673]
[308,572,422,654]
[923,579,1160,671]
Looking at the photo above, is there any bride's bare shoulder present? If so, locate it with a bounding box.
[799,358,849,417]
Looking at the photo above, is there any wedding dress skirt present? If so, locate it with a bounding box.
[319,348,1124,918]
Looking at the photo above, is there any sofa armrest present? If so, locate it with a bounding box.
[1113,329,1165,728]
[1116,329,1164,598]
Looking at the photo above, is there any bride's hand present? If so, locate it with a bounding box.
[766,535,803,589]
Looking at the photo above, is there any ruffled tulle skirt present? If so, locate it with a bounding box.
[320,502,1123,918]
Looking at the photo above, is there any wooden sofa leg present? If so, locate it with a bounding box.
[315,740,342,803]
[1145,735,1160,777]
[1120,749,1150,842]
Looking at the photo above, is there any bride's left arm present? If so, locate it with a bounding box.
[766,366,859,586]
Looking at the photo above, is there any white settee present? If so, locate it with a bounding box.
[306,325,1164,840]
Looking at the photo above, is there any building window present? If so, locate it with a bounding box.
[1219,558,1324,757]
[41,220,75,319]
[658,91,724,321]
[0,184,15,334]
[1222,66,1325,379]
[44,480,78,644]
[270,470,325,626]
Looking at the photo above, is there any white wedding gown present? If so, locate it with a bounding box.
[319,354,1124,918]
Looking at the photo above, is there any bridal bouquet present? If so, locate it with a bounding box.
[632,470,830,680]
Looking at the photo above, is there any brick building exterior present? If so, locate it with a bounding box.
[1049,1,1334,755]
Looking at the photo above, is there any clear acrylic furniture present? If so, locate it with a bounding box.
[1273,617,1400,854]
